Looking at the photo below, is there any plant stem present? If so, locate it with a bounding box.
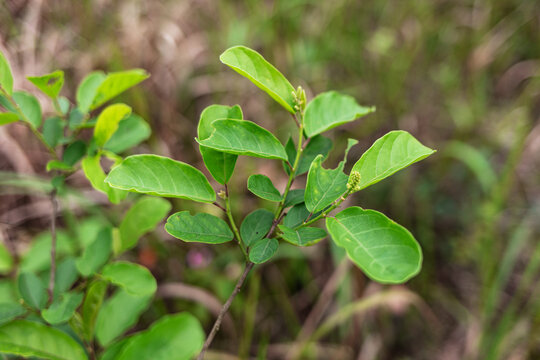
[224,184,248,258]
[47,189,58,304]
[275,117,305,219]
[299,190,351,228]
[197,261,255,360]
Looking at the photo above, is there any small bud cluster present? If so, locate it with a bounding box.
[346,170,362,192]
[218,190,227,199]
[292,86,306,113]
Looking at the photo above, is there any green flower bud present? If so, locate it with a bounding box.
[347,170,362,192]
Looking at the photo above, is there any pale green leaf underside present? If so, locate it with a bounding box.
[82,155,127,204]
[13,91,42,128]
[278,225,327,247]
[165,211,233,244]
[326,207,422,284]
[220,46,296,113]
[304,91,375,137]
[350,130,435,191]
[197,119,287,161]
[249,237,279,264]
[0,320,88,360]
[101,261,157,296]
[106,154,216,203]
[113,313,204,360]
[247,174,282,202]
[240,208,274,247]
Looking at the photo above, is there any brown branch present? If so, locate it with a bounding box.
[47,189,58,304]
[197,261,254,360]
[212,201,226,212]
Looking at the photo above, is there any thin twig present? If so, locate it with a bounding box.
[213,201,226,212]
[47,189,58,304]
[197,261,255,360]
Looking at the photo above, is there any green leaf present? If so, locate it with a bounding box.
[82,280,107,341]
[305,139,358,213]
[0,280,17,304]
[240,208,274,247]
[197,104,243,139]
[197,119,287,161]
[42,291,83,325]
[43,117,63,148]
[305,155,347,213]
[298,135,333,175]
[76,227,112,276]
[13,91,42,128]
[304,91,375,137]
[284,189,305,208]
[104,114,151,153]
[249,238,279,264]
[326,207,422,283]
[0,242,13,275]
[82,154,127,204]
[62,140,87,166]
[53,257,79,298]
[0,303,25,326]
[0,51,14,95]
[17,272,47,309]
[106,154,216,203]
[114,313,205,360]
[20,231,75,273]
[100,338,130,360]
[350,130,436,191]
[93,104,132,147]
[101,261,157,296]
[95,289,152,346]
[247,174,282,202]
[27,71,64,98]
[220,46,296,113]
[283,203,311,229]
[165,211,233,244]
[198,104,243,184]
[0,112,18,126]
[90,69,149,110]
[46,160,73,172]
[76,71,106,114]
[0,320,88,360]
[119,197,171,253]
[278,225,327,247]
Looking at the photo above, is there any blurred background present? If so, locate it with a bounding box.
[1,0,540,359]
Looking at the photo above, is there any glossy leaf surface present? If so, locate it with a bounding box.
[326,207,422,283]
[247,174,282,202]
[106,154,215,203]
[350,130,435,191]
[90,69,149,110]
[76,71,106,114]
[0,113,18,126]
[304,91,375,137]
[82,154,127,204]
[220,46,296,113]
[165,211,233,244]
[197,119,287,161]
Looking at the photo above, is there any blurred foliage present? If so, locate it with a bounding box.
[1,0,540,359]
